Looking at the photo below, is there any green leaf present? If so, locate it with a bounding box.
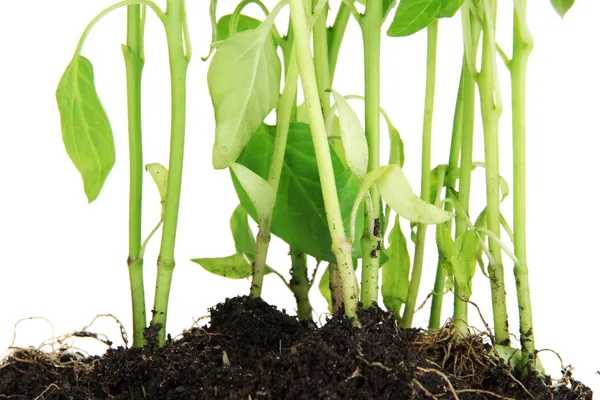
[208,18,281,169]
[56,55,115,202]
[192,253,253,279]
[216,14,262,41]
[233,123,362,262]
[495,345,546,375]
[145,163,168,217]
[382,216,410,314]
[387,0,442,37]
[319,266,333,313]
[452,229,480,298]
[383,0,398,20]
[331,90,368,179]
[230,163,275,221]
[435,222,454,278]
[439,0,464,18]
[230,205,255,258]
[388,124,405,168]
[550,0,575,17]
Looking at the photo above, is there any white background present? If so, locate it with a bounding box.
[1,0,599,393]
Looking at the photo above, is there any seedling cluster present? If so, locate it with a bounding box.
[56,0,577,379]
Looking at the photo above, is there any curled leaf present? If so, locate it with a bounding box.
[230,205,255,258]
[145,163,169,217]
[331,90,368,179]
[230,163,275,221]
[382,216,410,315]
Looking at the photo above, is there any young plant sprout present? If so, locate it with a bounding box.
[54,0,579,386]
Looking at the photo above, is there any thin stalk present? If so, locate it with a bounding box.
[401,21,438,328]
[312,0,331,115]
[250,48,299,298]
[328,1,353,80]
[359,0,382,309]
[290,247,313,323]
[429,66,465,330]
[476,0,510,346]
[328,263,344,312]
[289,0,359,323]
[511,0,535,370]
[150,0,190,346]
[123,4,147,348]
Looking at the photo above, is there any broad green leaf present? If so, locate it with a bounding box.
[208,17,281,169]
[230,204,255,258]
[145,163,168,217]
[319,266,333,313]
[233,123,362,262]
[550,0,575,17]
[216,14,262,41]
[230,163,275,221]
[56,55,115,202]
[331,90,368,179]
[382,216,410,314]
[439,0,464,18]
[387,0,441,37]
[192,253,252,279]
[452,229,480,298]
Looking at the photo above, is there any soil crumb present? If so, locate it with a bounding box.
[0,296,593,399]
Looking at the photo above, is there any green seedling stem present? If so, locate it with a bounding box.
[250,46,299,298]
[290,247,312,322]
[151,0,191,346]
[401,20,438,328]
[289,0,359,323]
[359,0,383,310]
[328,2,353,79]
[429,66,465,330]
[313,0,331,114]
[511,0,536,371]
[476,0,510,346]
[123,4,147,348]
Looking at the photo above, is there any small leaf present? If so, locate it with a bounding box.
[439,0,464,18]
[387,0,441,37]
[230,205,255,258]
[436,222,454,278]
[388,124,405,168]
[192,253,253,279]
[319,267,333,313]
[216,14,262,41]
[495,345,546,375]
[331,90,368,179]
[452,229,480,298]
[382,216,410,314]
[208,16,281,169]
[145,163,169,217]
[550,0,575,17]
[383,0,398,20]
[230,163,275,221]
[56,55,115,202]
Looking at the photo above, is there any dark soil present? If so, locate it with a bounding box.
[0,297,592,399]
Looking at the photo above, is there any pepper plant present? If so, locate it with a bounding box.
[55,0,577,381]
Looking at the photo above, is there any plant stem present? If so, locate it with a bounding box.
[511,0,535,370]
[123,4,147,348]
[358,0,382,310]
[250,48,299,298]
[476,0,510,346]
[328,263,344,312]
[290,247,313,323]
[312,0,331,115]
[401,21,438,328]
[150,0,190,346]
[328,1,353,80]
[289,0,359,323]
[429,66,465,330]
